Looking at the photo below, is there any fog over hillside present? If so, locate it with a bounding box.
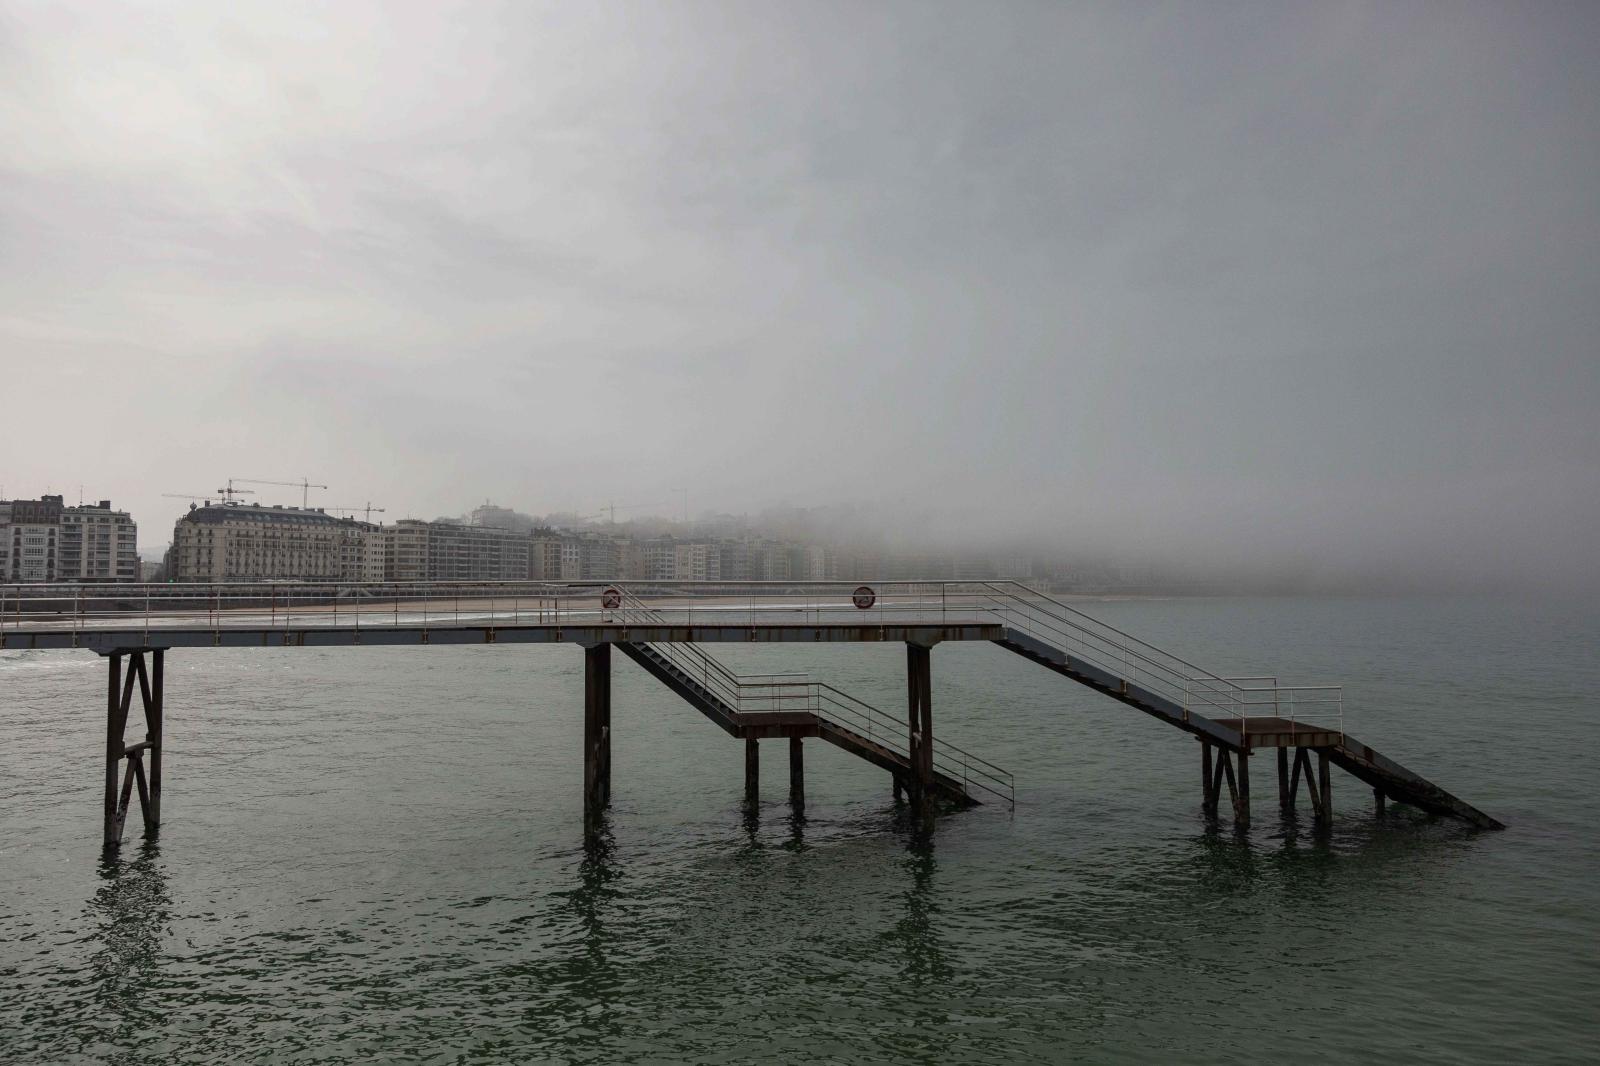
[3,2,1595,593]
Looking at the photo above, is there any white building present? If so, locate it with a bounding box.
[59,500,139,582]
[171,502,371,582]
[1,497,58,581]
[673,542,722,582]
[2,522,59,582]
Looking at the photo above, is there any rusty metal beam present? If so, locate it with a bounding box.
[745,737,759,808]
[789,736,804,814]
[906,642,933,824]
[583,643,610,829]
[102,650,163,848]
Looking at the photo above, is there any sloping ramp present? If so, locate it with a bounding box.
[1329,736,1502,829]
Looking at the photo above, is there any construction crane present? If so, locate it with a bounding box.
[324,503,387,523]
[230,477,328,509]
[580,497,682,525]
[163,489,253,507]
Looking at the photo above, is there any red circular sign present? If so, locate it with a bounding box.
[852,585,876,609]
[601,587,622,610]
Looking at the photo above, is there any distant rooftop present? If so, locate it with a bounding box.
[179,502,358,527]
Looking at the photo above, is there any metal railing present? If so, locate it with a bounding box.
[0,578,1339,743]
[964,581,1342,739]
[614,588,1015,807]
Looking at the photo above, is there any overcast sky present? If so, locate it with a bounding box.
[2,1,1595,588]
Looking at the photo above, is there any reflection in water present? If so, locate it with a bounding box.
[887,838,952,986]
[781,810,809,853]
[569,821,623,1000]
[88,840,172,1038]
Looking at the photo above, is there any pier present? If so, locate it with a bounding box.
[0,580,1504,846]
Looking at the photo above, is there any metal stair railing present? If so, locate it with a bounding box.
[961,581,1342,739]
[616,588,1014,807]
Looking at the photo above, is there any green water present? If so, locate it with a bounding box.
[1,597,1595,1063]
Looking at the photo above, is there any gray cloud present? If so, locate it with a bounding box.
[2,1,1596,591]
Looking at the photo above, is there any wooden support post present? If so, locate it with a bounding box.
[1317,749,1332,824]
[745,736,760,808]
[1277,747,1290,811]
[906,642,934,823]
[583,643,610,826]
[1374,787,1387,816]
[1235,748,1251,827]
[789,736,804,813]
[893,777,903,804]
[1201,740,1217,816]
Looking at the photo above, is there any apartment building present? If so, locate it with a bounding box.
[171,502,367,582]
[385,520,528,582]
[1,494,137,583]
[59,500,139,582]
[529,532,582,581]
[673,542,722,582]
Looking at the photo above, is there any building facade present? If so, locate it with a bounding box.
[59,500,139,582]
[529,532,582,581]
[383,520,528,582]
[170,502,370,582]
[1,494,137,583]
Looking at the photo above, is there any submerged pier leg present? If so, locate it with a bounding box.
[1317,750,1332,825]
[1277,748,1290,811]
[1235,748,1251,827]
[745,737,760,808]
[102,650,163,848]
[148,650,164,831]
[103,653,124,846]
[1374,787,1387,816]
[906,642,934,824]
[583,643,611,827]
[1201,739,1217,817]
[789,736,804,814]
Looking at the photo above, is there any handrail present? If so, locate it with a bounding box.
[0,578,1335,774]
[613,586,1014,807]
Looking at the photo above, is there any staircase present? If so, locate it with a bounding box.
[613,593,1013,808]
[974,582,1501,829]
